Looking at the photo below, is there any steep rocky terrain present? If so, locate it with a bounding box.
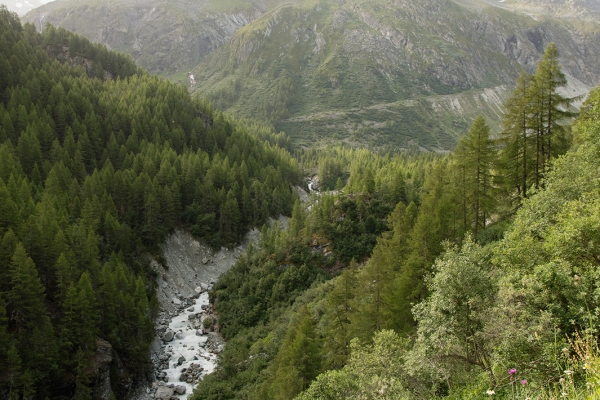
[22,0,600,149]
[189,0,599,149]
[22,0,269,74]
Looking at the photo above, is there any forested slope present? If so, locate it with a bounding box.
[192,43,600,399]
[0,7,300,398]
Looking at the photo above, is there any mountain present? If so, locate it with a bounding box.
[188,0,599,149]
[22,0,283,75]
[0,0,54,16]
[23,0,600,149]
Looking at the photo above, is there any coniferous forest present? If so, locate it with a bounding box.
[2,3,600,400]
[0,7,300,398]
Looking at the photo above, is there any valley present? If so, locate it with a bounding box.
[2,1,600,400]
[22,0,600,149]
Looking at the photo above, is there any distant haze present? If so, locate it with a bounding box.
[2,0,55,16]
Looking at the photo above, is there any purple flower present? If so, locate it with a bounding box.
[508,368,517,376]
[520,379,528,386]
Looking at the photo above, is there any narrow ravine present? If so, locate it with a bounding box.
[131,229,259,400]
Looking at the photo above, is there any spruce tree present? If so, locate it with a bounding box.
[7,243,57,385]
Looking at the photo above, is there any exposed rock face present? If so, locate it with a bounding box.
[122,228,259,400]
[23,0,267,75]
[93,339,114,400]
[187,0,599,149]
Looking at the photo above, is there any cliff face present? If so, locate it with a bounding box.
[23,0,270,74]
[23,0,600,149]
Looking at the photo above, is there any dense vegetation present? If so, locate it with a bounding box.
[192,43,600,399]
[0,7,300,398]
[1,2,598,399]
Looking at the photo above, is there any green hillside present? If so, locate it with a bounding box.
[191,44,600,400]
[0,7,300,397]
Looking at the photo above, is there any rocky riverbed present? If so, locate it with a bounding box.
[130,229,259,400]
[149,289,224,399]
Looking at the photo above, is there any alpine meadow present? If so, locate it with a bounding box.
[1,0,600,400]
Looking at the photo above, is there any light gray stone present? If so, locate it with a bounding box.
[163,330,175,342]
[155,386,174,400]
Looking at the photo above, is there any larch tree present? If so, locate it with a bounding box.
[453,115,497,237]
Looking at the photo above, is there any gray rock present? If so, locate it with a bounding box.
[187,306,195,312]
[195,329,203,336]
[177,356,186,365]
[174,385,187,395]
[172,297,182,306]
[163,330,175,342]
[93,339,114,400]
[155,386,174,400]
[202,257,208,264]
[175,331,184,340]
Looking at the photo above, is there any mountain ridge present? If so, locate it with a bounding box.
[22,0,600,149]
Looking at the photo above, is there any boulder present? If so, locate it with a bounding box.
[175,331,184,340]
[187,306,194,312]
[172,297,182,306]
[163,330,175,342]
[177,355,186,365]
[154,386,174,400]
[202,257,208,264]
[174,385,187,395]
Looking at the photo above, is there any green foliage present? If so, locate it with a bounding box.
[0,7,301,396]
[296,330,412,400]
[197,42,600,400]
[409,237,497,390]
[259,307,322,399]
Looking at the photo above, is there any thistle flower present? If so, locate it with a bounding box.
[508,368,517,376]
[520,379,528,386]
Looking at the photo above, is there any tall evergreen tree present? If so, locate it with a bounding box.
[7,243,57,385]
[453,115,497,237]
[323,259,358,369]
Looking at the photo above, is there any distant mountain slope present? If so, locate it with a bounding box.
[23,0,600,150]
[22,0,271,74]
[188,0,599,149]
[1,0,54,16]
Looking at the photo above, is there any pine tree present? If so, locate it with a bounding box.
[268,308,322,399]
[453,115,497,237]
[7,243,57,384]
[323,259,358,369]
[498,71,534,202]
